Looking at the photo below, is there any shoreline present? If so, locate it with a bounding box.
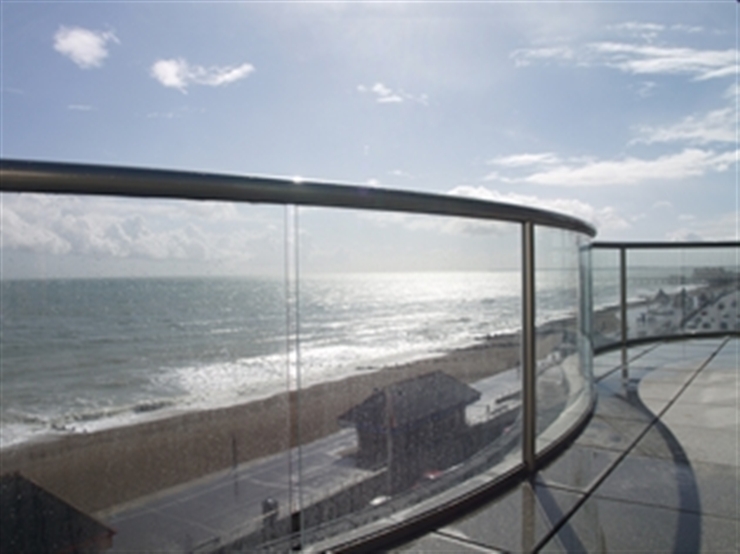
[0,320,573,515]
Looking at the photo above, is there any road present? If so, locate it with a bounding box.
[106,428,372,552]
[105,364,554,553]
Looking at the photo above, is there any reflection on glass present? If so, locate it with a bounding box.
[0,190,605,552]
[534,228,590,454]
[591,248,621,350]
[626,247,740,341]
[287,208,524,546]
[0,196,295,552]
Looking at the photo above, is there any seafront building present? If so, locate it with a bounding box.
[0,160,738,553]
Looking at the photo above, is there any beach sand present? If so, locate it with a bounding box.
[0,324,570,515]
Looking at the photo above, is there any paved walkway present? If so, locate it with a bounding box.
[399,337,739,553]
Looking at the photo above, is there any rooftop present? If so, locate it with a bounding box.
[338,371,481,430]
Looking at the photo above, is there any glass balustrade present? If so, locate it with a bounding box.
[591,243,740,351]
[287,207,524,547]
[534,228,592,456]
[1,159,606,553]
[591,247,622,354]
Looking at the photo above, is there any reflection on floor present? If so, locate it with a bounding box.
[399,337,739,553]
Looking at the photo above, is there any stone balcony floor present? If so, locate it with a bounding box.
[399,337,739,553]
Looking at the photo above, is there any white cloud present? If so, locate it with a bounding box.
[665,229,704,242]
[610,22,664,33]
[357,82,428,105]
[589,42,737,81]
[150,58,255,92]
[607,22,664,43]
[67,104,95,111]
[487,152,560,167]
[665,212,738,241]
[54,26,118,69]
[449,186,629,232]
[512,32,736,82]
[631,107,735,146]
[653,200,673,209]
[389,169,414,179]
[377,95,404,104]
[670,24,704,34]
[371,82,403,102]
[609,22,703,41]
[0,194,269,264]
[632,80,657,98]
[360,210,510,237]
[520,149,737,187]
[723,82,739,99]
[1,206,71,255]
[146,111,178,119]
[151,60,188,90]
[510,46,574,67]
[482,171,507,183]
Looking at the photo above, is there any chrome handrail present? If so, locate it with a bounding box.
[0,159,596,236]
[593,241,739,249]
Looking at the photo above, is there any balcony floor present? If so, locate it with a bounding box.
[399,337,739,553]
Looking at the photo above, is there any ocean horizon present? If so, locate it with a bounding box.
[2,271,535,448]
[1,267,681,449]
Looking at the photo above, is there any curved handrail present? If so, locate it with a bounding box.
[594,331,739,356]
[593,241,739,249]
[0,159,596,236]
[0,157,598,553]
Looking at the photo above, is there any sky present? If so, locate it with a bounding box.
[0,1,738,278]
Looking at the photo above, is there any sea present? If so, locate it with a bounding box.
[0,268,665,449]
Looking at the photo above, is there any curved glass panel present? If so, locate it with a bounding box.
[280,208,524,549]
[591,248,621,353]
[0,194,294,552]
[534,228,592,455]
[0,181,597,552]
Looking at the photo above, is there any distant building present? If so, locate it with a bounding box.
[338,372,481,490]
[1,472,115,553]
[654,289,671,305]
[693,267,737,287]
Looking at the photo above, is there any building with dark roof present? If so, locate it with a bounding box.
[1,472,115,554]
[338,371,481,490]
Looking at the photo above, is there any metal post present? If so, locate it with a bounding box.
[293,206,305,549]
[522,222,537,473]
[620,246,628,379]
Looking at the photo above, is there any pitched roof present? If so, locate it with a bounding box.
[1,472,115,553]
[338,371,480,430]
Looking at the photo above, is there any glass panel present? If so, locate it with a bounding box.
[578,241,594,386]
[626,246,739,341]
[534,228,590,454]
[591,247,622,352]
[0,193,292,552]
[289,207,523,548]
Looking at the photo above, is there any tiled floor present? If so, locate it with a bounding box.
[399,337,739,553]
